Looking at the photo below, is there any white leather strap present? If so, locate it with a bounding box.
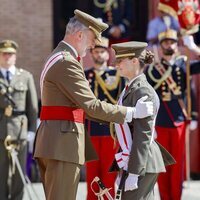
[40,52,64,95]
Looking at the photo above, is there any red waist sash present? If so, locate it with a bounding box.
[40,106,85,123]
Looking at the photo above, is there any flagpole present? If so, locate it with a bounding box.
[185,45,191,186]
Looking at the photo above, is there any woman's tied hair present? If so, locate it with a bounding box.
[138,49,154,67]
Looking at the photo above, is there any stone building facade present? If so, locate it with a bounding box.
[0,0,53,97]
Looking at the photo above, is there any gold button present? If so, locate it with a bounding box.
[162,86,166,90]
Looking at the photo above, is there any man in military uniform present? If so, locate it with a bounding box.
[85,37,125,199]
[145,29,200,200]
[91,0,134,45]
[33,9,154,200]
[0,40,38,199]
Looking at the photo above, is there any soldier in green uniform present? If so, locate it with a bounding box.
[0,40,38,200]
[85,37,125,199]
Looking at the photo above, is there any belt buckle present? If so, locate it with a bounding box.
[4,105,13,117]
[162,92,171,101]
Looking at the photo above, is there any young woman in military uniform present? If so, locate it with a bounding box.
[110,41,175,200]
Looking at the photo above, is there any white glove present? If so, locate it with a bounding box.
[124,173,139,192]
[27,131,35,153]
[182,35,200,55]
[133,96,153,119]
[190,120,198,131]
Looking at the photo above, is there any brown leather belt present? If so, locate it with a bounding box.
[0,107,26,117]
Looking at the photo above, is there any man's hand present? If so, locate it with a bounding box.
[182,35,200,55]
[133,96,153,119]
[124,173,139,192]
[27,131,35,153]
[190,120,198,131]
[109,26,122,38]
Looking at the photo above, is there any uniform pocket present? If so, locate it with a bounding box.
[60,120,85,134]
[13,82,28,101]
[14,82,28,91]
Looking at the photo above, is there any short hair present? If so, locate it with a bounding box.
[65,17,88,35]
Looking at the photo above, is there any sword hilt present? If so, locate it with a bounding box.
[91,176,113,200]
[95,177,106,190]
[4,135,19,151]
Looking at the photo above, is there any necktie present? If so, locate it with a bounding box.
[77,56,81,62]
[125,85,129,91]
[6,70,11,83]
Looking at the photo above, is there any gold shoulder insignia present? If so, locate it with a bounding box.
[16,68,24,75]
[176,55,188,62]
[62,50,73,60]
[108,66,115,70]
[62,50,76,62]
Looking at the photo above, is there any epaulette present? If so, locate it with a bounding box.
[108,66,115,70]
[17,68,31,76]
[176,55,188,62]
[84,67,93,72]
[62,50,77,63]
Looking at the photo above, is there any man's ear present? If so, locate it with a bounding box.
[77,30,83,41]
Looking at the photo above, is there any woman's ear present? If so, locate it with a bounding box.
[132,57,138,64]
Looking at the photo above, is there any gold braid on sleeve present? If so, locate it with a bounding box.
[94,70,121,104]
[148,64,172,90]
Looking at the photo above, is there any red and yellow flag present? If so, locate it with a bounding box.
[158,0,200,35]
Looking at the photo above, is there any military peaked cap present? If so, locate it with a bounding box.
[0,40,18,53]
[95,37,109,48]
[112,41,148,59]
[158,29,178,43]
[74,9,108,42]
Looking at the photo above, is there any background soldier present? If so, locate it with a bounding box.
[85,37,125,199]
[0,40,38,200]
[91,0,134,45]
[145,29,200,200]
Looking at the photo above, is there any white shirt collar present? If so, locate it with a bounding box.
[0,65,16,77]
[127,74,144,87]
[61,40,78,57]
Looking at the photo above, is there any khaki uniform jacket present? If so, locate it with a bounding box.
[34,41,127,165]
[0,68,38,140]
[111,74,175,175]
[125,74,175,175]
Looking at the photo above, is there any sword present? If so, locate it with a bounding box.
[115,170,128,200]
[91,176,114,200]
[4,135,41,200]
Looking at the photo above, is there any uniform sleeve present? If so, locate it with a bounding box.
[26,73,38,132]
[144,65,157,87]
[146,19,159,41]
[52,60,127,124]
[120,0,134,31]
[128,86,155,175]
[171,16,180,31]
[190,60,200,75]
